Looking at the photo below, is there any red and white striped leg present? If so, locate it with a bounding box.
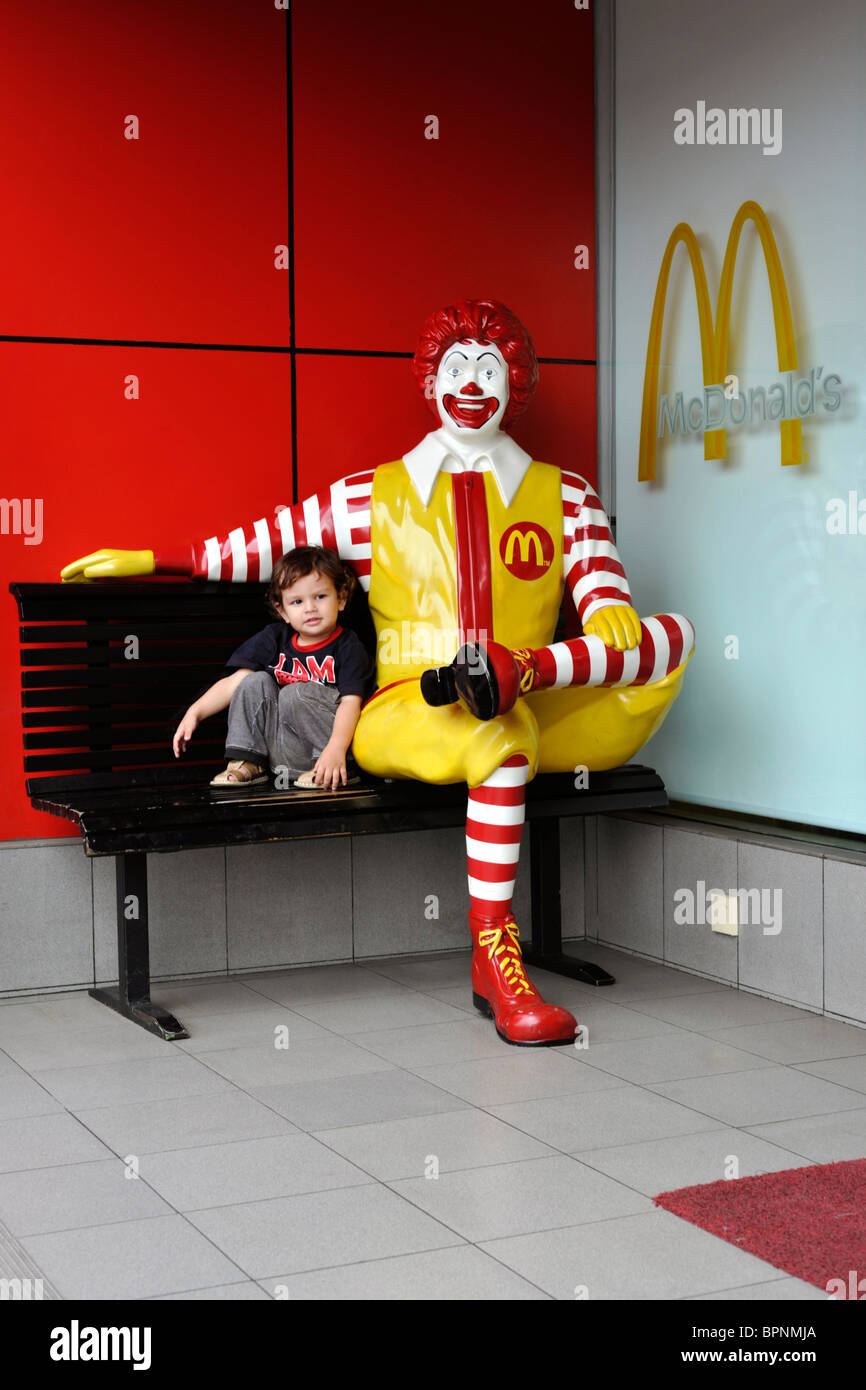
[466,754,577,1046]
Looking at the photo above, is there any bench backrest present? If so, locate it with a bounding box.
[9,580,377,794]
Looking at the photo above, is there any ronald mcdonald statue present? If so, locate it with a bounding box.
[62,299,694,1047]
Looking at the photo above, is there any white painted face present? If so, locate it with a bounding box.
[434,339,509,441]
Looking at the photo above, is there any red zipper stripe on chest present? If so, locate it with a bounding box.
[452,472,494,646]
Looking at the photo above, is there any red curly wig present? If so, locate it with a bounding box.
[412,299,539,430]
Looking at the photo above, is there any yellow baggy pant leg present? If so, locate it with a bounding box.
[353,655,692,787]
[527,656,692,773]
[353,680,540,789]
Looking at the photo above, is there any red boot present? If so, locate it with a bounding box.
[470,911,578,1045]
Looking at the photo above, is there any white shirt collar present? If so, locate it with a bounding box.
[402,427,533,509]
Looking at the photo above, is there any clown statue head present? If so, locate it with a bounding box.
[412,299,539,450]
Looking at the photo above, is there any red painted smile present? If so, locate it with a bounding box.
[444,393,500,429]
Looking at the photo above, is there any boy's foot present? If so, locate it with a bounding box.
[294,770,362,790]
[210,760,268,786]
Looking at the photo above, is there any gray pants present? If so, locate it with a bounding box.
[225,671,358,782]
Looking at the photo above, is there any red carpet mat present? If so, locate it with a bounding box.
[654,1158,866,1296]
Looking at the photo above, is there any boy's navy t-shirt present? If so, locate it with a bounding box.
[224,623,374,699]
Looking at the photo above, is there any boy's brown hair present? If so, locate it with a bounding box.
[265,545,356,622]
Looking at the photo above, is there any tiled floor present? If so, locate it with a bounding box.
[2,941,866,1300]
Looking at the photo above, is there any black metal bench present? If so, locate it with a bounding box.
[9,580,669,1040]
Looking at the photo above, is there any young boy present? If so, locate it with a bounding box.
[172,546,372,790]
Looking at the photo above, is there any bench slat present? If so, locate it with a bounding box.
[19,618,265,643]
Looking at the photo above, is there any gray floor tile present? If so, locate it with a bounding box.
[238,965,418,1006]
[313,1108,558,1181]
[410,1053,628,1107]
[478,1208,783,1300]
[0,1158,173,1235]
[0,1065,63,1121]
[340,1019,517,1068]
[795,1054,866,1094]
[650,1066,866,1127]
[285,993,471,1035]
[692,1277,826,1300]
[201,1036,396,1090]
[541,998,687,1044]
[0,1024,173,1074]
[259,1245,549,1299]
[625,990,813,1031]
[388,1154,651,1242]
[154,1282,272,1300]
[550,951,728,1003]
[0,992,134,1035]
[139,1134,373,1210]
[745,1108,866,1164]
[704,1016,866,1064]
[421,986,477,1013]
[359,953,473,991]
[573,1032,771,1086]
[186,1185,464,1278]
[577,1128,815,1197]
[486,1085,721,1153]
[174,1008,331,1054]
[22,1214,245,1299]
[30,1053,236,1110]
[0,1112,113,1173]
[155,980,284,1017]
[72,1090,300,1157]
[248,1069,472,1132]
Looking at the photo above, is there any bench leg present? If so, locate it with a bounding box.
[521,819,615,986]
[88,852,189,1040]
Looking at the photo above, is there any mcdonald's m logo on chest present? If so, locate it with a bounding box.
[499,522,555,580]
[639,200,841,482]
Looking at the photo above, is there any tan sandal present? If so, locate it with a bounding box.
[294,769,361,790]
[210,760,268,786]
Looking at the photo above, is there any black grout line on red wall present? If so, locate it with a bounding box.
[285,8,298,506]
[0,334,596,367]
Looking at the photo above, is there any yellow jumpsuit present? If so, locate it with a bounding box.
[353,458,688,788]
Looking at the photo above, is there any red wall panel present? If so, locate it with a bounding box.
[0,0,288,344]
[1,342,291,842]
[292,0,596,357]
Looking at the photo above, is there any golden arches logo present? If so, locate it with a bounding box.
[505,530,543,566]
[499,522,554,579]
[639,200,800,482]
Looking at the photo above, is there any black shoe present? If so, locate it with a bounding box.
[419,662,458,706]
[421,644,500,721]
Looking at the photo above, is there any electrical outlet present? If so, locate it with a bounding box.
[709,891,739,936]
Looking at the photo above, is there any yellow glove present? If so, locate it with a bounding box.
[60,549,156,581]
[583,604,642,651]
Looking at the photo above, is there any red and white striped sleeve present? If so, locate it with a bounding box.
[560,469,633,625]
[153,469,375,589]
